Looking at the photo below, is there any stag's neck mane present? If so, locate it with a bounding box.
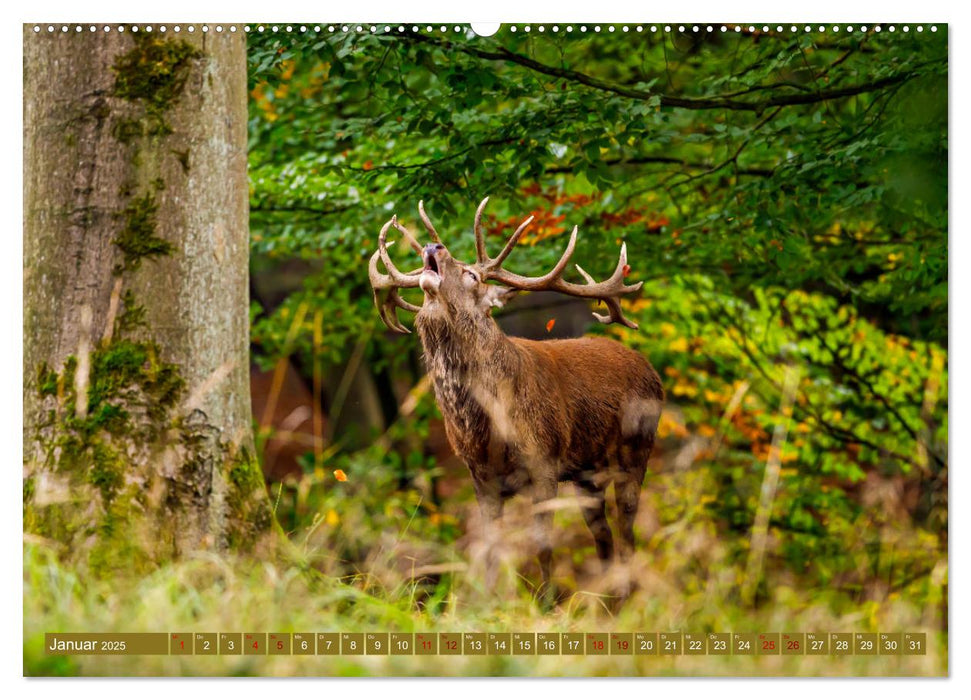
[415,309,523,451]
[415,310,519,383]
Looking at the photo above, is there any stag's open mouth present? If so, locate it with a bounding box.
[420,249,442,294]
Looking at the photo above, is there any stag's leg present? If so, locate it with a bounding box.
[531,476,559,605]
[476,489,504,523]
[576,479,614,569]
[614,446,650,561]
[473,479,504,589]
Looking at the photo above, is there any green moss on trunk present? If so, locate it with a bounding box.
[109,33,202,272]
[27,304,274,574]
[27,320,188,574]
[113,194,174,271]
[225,447,275,550]
[112,33,201,135]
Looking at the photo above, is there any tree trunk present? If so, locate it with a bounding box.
[23,26,272,571]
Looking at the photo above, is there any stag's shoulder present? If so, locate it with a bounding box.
[511,336,659,382]
[511,335,663,404]
[512,334,640,359]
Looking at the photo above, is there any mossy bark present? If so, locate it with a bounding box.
[23,26,272,571]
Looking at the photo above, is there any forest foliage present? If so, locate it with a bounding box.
[243,23,947,614]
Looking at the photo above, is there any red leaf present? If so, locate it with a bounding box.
[546,319,556,332]
[622,264,631,278]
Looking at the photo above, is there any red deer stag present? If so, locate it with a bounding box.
[368,198,664,597]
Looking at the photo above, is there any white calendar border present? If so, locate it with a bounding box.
[3,0,963,697]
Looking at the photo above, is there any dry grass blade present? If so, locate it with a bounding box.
[743,365,800,606]
[259,301,309,431]
[312,309,325,471]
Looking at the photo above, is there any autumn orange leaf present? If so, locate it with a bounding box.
[362,160,374,171]
[333,469,348,482]
[546,319,556,332]
[622,264,631,278]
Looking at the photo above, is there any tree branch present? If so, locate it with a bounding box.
[545,154,775,177]
[339,136,518,172]
[401,34,919,113]
[668,107,783,188]
[251,203,356,216]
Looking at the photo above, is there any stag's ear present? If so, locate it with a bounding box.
[483,285,518,310]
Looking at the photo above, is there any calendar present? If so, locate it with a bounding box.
[44,631,928,657]
[21,15,949,681]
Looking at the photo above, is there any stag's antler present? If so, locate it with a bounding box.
[368,217,423,333]
[418,200,443,243]
[473,197,643,329]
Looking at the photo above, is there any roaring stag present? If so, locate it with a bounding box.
[368,198,664,597]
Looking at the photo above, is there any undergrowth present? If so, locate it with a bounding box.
[24,444,947,677]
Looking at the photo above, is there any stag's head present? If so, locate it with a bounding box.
[368,198,643,334]
[416,237,520,322]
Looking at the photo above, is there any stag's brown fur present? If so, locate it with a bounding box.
[414,248,663,591]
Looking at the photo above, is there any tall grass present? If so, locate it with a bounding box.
[24,466,947,677]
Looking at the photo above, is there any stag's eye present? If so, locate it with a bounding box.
[463,269,479,283]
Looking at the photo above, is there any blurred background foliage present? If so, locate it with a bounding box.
[240,25,946,639]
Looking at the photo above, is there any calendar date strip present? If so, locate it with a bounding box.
[45,632,927,656]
